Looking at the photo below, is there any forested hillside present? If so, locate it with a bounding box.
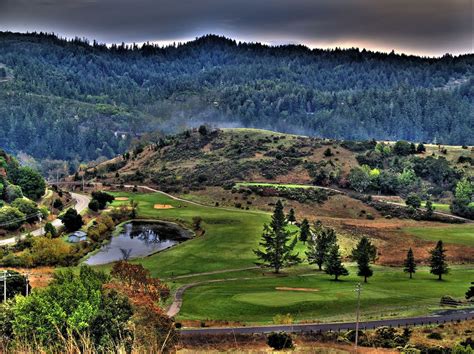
[0,32,472,167]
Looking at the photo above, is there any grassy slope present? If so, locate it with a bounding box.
[109,191,269,277]
[403,224,474,247]
[106,191,474,324]
[179,265,474,324]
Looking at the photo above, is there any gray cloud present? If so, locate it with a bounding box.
[0,0,472,56]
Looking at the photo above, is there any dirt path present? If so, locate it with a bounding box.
[167,276,257,317]
[165,266,260,280]
[119,184,269,215]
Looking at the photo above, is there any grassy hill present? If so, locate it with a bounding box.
[93,128,361,190]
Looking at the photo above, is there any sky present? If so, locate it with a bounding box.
[0,0,472,57]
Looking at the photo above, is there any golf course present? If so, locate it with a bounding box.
[107,191,474,325]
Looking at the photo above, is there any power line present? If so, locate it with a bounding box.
[0,212,43,227]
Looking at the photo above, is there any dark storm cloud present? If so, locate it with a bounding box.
[0,0,472,56]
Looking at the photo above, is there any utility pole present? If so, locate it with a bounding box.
[3,270,6,302]
[25,273,29,297]
[355,282,362,352]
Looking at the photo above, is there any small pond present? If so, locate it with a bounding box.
[85,220,192,265]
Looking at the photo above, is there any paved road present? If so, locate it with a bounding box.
[0,192,91,246]
[179,308,474,335]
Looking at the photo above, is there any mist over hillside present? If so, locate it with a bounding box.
[0,32,472,168]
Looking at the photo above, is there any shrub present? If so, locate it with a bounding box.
[52,198,64,210]
[0,206,25,230]
[91,191,115,209]
[324,148,333,157]
[9,166,46,200]
[88,199,100,212]
[267,332,294,350]
[12,198,40,223]
[59,208,83,232]
[427,332,443,340]
[272,313,294,324]
[406,193,422,209]
[44,222,57,238]
[3,184,23,203]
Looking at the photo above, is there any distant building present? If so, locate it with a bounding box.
[68,230,87,243]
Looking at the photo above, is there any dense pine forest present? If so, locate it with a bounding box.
[0,32,472,168]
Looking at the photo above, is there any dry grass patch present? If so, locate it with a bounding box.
[115,197,129,201]
[154,204,174,209]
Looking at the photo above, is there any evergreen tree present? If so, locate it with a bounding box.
[59,208,84,232]
[429,240,449,280]
[416,143,426,153]
[299,218,310,243]
[352,236,376,283]
[324,244,348,281]
[403,248,416,279]
[254,202,300,273]
[287,208,296,224]
[44,222,57,238]
[306,222,337,271]
[425,199,434,217]
[271,200,287,232]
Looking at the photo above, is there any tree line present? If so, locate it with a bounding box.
[0,32,472,169]
[255,201,450,282]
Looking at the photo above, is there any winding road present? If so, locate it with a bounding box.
[179,308,474,335]
[0,192,91,246]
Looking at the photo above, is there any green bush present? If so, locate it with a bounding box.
[267,332,294,350]
[9,166,46,201]
[427,332,443,340]
[0,206,25,230]
[11,198,40,223]
[3,184,23,204]
[88,199,100,212]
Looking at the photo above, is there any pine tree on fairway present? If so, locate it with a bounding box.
[403,248,416,279]
[254,201,301,273]
[287,208,296,223]
[306,222,337,271]
[324,244,348,281]
[352,236,376,283]
[299,218,310,243]
[429,240,449,280]
[271,200,287,232]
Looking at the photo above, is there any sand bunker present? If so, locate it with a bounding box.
[276,287,319,292]
[115,197,129,201]
[154,204,174,209]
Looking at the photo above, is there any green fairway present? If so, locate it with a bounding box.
[109,192,270,278]
[106,191,474,325]
[420,202,451,213]
[403,224,474,247]
[178,265,474,324]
